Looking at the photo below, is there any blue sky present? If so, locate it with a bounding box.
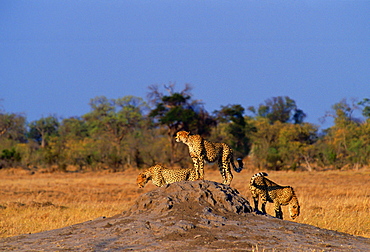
[1,0,369,129]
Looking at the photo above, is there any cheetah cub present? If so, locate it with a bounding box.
[136,164,197,188]
[249,172,300,220]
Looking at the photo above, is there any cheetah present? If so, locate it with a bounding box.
[175,131,243,185]
[249,172,300,220]
[136,164,197,188]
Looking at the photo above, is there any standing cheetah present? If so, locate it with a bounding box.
[175,131,243,185]
[249,172,300,220]
[136,164,197,188]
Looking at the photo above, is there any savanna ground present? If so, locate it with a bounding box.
[0,166,369,240]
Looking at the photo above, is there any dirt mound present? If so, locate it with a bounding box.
[1,180,369,251]
[126,180,252,216]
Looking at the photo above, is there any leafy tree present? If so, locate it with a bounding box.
[0,147,22,168]
[148,84,196,132]
[346,122,370,169]
[323,98,362,126]
[320,99,367,169]
[59,117,89,140]
[358,98,370,119]
[28,116,59,148]
[248,96,306,124]
[214,104,254,156]
[83,95,148,170]
[56,117,91,170]
[249,119,282,169]
[0,112,26,141]
[250,118,318,170]
[85,96,147,144]
[277,123,318,170]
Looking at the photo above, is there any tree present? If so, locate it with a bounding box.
[214,104,253,156]
[358,98,370,119]
[0,112,26,141]
[277,123,318,170]
[248,96,306,124]
[0,107,25,168]
[320,99,366,169]
[83,95,148,170]
[85,96,147,145]
[249,119,282,170]
[250,117,318,170]
[323,98,362,126]
[56,117,92,170]
[59,117,89,140]
[28,116,59,148]
[148,83,196,133]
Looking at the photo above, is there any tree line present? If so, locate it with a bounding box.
[1,84,369,172]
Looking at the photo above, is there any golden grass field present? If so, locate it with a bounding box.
[0,167,369,239]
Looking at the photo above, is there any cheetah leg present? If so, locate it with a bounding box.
[253,198,259,212]
[192,157,203,180]
[224,162,233,185]
[260,194,267,214]
[274,203,283,219]
[217,158,227,184]
[198,159,205,180]
[261,202,267,214]
[223,152,234,185]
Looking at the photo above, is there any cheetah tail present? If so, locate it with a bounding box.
[250,172,268,184]
[232,158,244,173]
[251,172,268,180]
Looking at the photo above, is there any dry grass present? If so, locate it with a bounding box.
[0,167,369,239]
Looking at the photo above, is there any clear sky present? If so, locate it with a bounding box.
[1,0,369,129]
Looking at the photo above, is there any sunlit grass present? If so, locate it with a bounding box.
[0,202,130,237]
[0,167,369,238]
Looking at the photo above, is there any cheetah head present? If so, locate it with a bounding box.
[136,173,149,188]
[175,131,190,143]
[289,202,300,220]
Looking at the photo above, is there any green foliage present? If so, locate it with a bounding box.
[28,116,59,148]
[250,120,318,170]
[149,85,209,134]
[0,112,27,141]
[0,148,21,168]
[248,96,306,124]
[358,98,370,119]
[316,99,370,169]
[80,95,149,170]
[59,117,89,140]
[1,91,369,171]
[1,148,21,161]
[214,104,253,157]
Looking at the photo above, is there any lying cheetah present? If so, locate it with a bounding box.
[249,172,300,220]
[175,131,243,185]
[136,164,197,188]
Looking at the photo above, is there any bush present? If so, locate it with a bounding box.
[0,148,21,168]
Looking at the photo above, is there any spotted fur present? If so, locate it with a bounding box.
[249,172,300,220]
[136,164,197,188]
[175,131,243,185]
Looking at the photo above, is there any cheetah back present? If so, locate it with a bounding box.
[161,168,197,184]
[137,164,197,188]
